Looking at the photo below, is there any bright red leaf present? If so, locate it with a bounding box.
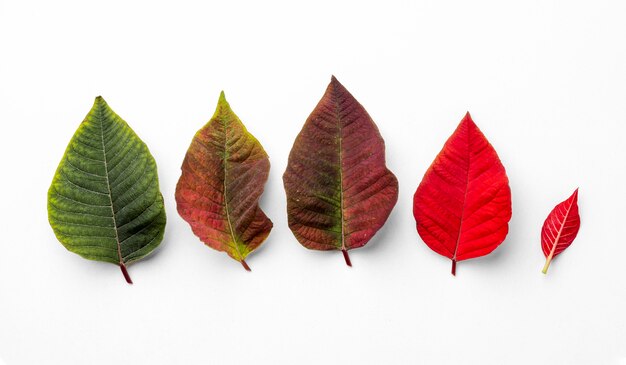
[413,112,512,275]
[541,189,580,274]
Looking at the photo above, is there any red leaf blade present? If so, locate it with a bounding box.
[413,113,512,275]
[541,189,580,274]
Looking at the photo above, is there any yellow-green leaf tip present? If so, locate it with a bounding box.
[93,95,109,110]
[212,90,232,119]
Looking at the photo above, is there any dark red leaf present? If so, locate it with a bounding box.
[283,76,398,266]
[413,112,512,275]
[541,189,580,274]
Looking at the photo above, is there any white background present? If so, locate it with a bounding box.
[0,0,624,364]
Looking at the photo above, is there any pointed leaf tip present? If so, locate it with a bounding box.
[327,76,349,98]
[329,75,346,91]
[212,91,232,118]
[217,91,229,107]
[93,96,112,113]
[461,111,476,126]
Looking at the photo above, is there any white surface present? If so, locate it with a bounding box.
[0,0,625,364]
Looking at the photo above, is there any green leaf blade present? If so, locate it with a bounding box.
[47,96,166,283]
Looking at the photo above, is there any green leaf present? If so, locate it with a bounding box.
[47,96,166,284]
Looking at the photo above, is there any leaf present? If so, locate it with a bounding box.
[283,76,399,266]
[413,112,512,275]
[541,189,580,274]
[175,92,272,271]
[47,96,166,284]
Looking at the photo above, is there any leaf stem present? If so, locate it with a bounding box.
[542,255,553,274]
[120,263,133,284]
[342,249,352,267]
[240,260,251,271]
[451,259,457,276]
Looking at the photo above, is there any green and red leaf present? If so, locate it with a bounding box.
[283,76,399,266]
[413,113,512,275]
[175,92,272,270]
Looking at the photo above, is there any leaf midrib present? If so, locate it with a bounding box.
[221,113,245,260]
[97,104,125,266]
[333,93,346,251]
[452,124,472,262]
[546,199,575,260]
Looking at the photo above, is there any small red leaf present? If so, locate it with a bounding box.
[413,113,512,275]
[541,189,580,274]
